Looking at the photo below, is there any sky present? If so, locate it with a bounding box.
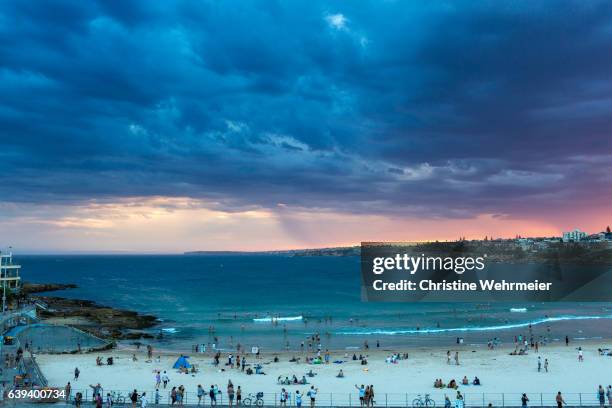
[0,1,611,253]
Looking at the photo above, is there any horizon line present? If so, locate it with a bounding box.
[7,233,602,256]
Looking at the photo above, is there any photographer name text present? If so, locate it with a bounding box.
[372,279,552,291]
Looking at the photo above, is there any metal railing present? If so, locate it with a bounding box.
[30,389,607,407]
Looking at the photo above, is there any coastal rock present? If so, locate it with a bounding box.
[22,281,158,340]
[31,295,158,340]
[21,282,78,294]
[123,331,156,340]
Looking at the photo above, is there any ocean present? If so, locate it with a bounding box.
[19,255,612,351]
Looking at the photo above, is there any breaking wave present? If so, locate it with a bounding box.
[336,314,612,335]
[253,315,303,323]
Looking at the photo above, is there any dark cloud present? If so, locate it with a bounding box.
[0,0,611,219]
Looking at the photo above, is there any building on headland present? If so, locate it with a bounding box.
[587,232,606,242]
[1,250,22,312]
[562,228,587,242]
[494,227,610,250]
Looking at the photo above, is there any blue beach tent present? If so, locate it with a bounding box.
[173,355,191,369]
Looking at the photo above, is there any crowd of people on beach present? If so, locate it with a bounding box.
[48,322,612,408]
[384,353,407,364]
[506,325,560,356]
[61,376,612,408]
[434,376,480,390]
[64,380,328,408]
[277,375,308,385]
[60,335,387,408]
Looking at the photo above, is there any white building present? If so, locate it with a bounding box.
[1,250,22,311]
[562,228,587,242]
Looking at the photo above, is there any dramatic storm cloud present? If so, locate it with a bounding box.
[0,1,610,251]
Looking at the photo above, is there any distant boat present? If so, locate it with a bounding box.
[510,308,527,313]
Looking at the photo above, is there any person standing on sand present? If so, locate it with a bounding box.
[155,371,161,389]
[537,357,541,372]
[597,385,605,408]
[565,336,569,346]
[369,385,375,407]
[237,386,242,406]
[162,371,170,388]
[544,358,549,372]
[555,392,565,408]
[455,352,459,365]
[447,351,451,364]
[74,367,80,381]
[578,347,584,362]
[607,385,612,407]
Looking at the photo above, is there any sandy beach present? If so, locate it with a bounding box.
[35,340,612,406]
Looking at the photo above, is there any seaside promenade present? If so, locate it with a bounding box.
[35,389,607,407]
[0,405,601,408]
[0,394,606,408]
